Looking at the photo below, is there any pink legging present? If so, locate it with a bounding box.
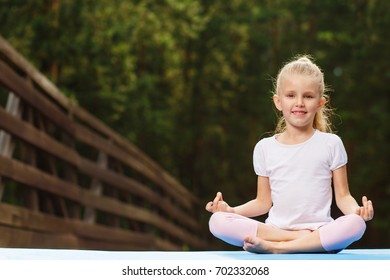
[209,212,366,252]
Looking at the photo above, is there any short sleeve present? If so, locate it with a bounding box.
[253,140,268,176]
[329,135,348,170]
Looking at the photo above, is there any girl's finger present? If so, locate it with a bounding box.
[213,192,222,205]
[367,200,374,220]
[205,202,213,212]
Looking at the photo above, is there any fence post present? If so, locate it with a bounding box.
[83,151,107,224]
[0,93,21,201]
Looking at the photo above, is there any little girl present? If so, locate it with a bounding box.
[205,56,374,254]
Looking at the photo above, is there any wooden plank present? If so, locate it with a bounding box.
[0,226,80,249]
[0,105,80,165]
[0,60,75,135]
[0,36,207,250]
[0,155,207,249]
[79,158,199,230]
[74,123,195,209]
[0,203,180,250]
[74,107,198,204]
[0,226,158,250]
[0,59,195,209]
[0,36,71,110]
[0,107,199,230]
[0,36,196,203]
[0,36,196,206]
[112,136,199,203]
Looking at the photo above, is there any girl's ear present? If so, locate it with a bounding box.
[273,94,282,111]
[318,97,326,109]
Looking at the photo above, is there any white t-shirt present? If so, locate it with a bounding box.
[253,130,348,230]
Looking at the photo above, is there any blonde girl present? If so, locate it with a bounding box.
[205,56,374,253]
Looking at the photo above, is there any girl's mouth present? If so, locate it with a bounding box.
[292,110,307,115]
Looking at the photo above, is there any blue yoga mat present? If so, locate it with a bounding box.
[1,248,389,260]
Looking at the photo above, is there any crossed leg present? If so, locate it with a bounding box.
[209,212,311,247]
[209,212,366,254]
[244,230,324,254]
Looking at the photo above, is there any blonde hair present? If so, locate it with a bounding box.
[273,55,333,134]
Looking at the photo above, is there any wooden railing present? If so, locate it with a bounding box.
[0,36,207,250]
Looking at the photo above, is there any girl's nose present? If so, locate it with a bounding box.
[295,97,304,106]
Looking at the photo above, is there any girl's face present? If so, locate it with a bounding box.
[273,74,325,132]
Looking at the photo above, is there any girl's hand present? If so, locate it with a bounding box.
[205,192,234,213]
[355,196,374,222]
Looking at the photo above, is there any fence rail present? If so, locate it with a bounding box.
[0,36,207,250]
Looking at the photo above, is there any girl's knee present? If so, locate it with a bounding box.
[208,212,259,247]
[344,214,366,238]
[319,214,367,252]
[209,212,228,236]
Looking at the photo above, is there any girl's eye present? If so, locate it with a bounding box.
[305,95,314,99]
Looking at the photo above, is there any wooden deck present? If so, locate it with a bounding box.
[0,36,207,250]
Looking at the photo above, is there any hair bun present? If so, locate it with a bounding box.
[297,56,312,63]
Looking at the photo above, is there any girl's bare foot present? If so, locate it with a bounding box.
[243,236,280,254]
[244,230,325,254]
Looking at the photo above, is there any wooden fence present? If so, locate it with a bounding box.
[0,36,207,250]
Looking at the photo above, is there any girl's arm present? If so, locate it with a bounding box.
[333,165,374,221]
[233,176,272,217]
[205,176,272,217]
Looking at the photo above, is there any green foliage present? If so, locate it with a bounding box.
[1,0,389,248]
